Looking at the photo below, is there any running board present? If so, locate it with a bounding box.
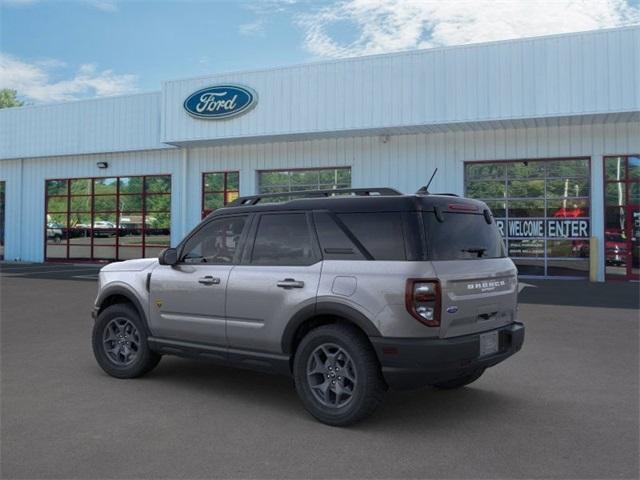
[147,337,291,376]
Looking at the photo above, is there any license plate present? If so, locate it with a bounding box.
[479,331,499,357]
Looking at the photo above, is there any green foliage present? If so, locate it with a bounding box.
[0,89,23,109]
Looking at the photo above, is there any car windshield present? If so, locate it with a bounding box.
[423,211,505,260]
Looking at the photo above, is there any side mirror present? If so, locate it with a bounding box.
[158,247,178,266]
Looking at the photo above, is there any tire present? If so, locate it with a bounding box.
[432,368,485,390]
[92,303,161,379]
[293,324,386,427]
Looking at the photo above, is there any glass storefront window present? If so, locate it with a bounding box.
[201,171,239,218]
[604,155,640,279]
[465,158,591,277]
[258,167,351,199]
[606,183,626,206]
[45,175,171,262]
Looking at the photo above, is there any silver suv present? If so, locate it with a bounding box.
[92,188,524,426]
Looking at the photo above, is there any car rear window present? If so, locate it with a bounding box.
[423,212,505,260]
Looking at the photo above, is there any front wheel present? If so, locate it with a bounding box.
[92,303,161,379]
[293,324,386,426]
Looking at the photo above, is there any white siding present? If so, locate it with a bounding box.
[162,27,640,145]
[0,92,168,160]
[1,120,638,281]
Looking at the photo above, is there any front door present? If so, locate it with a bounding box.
[604,156,639,280]
[226,212,322,353]
[148,215,249,345]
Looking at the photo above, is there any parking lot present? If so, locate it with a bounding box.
[1,263,638,479]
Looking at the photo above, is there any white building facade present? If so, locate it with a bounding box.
[1,27,638,281]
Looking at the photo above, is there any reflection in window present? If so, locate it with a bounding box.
[183,216,246,264]
[258,167,351,200]
[202,171,239,218]
[251,214,316,266]
[45,175,171,262]
[465,158,591,277]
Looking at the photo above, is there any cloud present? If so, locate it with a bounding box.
[0,53,138,103]
[239,18,266,36]
[297,0,640,58]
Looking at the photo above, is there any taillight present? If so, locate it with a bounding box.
[405,279,441,327]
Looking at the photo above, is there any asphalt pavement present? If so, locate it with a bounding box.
[1,264,638,479]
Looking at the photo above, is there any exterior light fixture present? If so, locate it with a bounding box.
[96,162,108,169]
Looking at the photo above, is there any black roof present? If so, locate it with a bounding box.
[209,190,489,217]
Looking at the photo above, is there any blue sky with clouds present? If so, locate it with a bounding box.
[1,0,639,104]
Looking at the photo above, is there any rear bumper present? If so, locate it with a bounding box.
[370,322,525,390]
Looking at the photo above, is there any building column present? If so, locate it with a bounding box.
[240,168,257,197]
[591,155,605,282]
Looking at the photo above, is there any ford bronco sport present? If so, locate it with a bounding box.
[92,187,524,426]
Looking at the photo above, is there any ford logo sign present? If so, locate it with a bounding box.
[183,84,257,120]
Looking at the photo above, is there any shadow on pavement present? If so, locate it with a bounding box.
[519,280,639,310]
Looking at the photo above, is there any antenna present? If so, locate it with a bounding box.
[416,168,438,195]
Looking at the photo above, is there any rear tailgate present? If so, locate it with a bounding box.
[422,205,518,339]
[432,258,518,338]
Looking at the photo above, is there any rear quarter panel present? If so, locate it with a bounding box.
[318,260,442,338]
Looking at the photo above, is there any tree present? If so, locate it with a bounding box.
[0,89,24,109]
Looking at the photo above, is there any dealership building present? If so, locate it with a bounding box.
[0,26,638,281]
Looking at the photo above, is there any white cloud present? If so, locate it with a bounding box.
[239,18,266,36]
[0,53,138,103]
[297,0,640,58]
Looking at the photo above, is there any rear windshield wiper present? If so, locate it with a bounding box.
[461,248,487,258]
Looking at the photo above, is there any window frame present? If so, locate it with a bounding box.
[178,213,250,266]
[44,174,171,262]
[242,211,321,267]
[201,171,240,219]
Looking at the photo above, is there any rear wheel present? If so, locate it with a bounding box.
[293,324,386,426]
[432,368,485,389]
[92,303,161,379]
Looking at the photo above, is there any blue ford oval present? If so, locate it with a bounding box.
[183,84,257,120]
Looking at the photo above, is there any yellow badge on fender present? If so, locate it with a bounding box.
[155,300,163,309]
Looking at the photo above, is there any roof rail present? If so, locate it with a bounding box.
[227,187,402,207]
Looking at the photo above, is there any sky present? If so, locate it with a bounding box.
[1,0,639,104]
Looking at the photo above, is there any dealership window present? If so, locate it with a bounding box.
[202,171,239,218]
[258,167,351,200]
[465,158,591,277]
[45,175,171,262]
[603,155,639,280]
[0,181,4,260]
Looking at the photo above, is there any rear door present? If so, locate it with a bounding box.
[148,215,249,345]
[423,210,518,338]
[226,212,322,353]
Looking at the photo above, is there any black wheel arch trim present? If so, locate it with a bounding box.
[95,285,151,335]
[281,301,381,354]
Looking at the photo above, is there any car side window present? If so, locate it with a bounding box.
[251,213,317,266]
[181,216,247,264]
[337,212,407,260]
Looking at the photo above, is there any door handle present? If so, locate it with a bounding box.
[277,278,305,289]
[198,276,221,285]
